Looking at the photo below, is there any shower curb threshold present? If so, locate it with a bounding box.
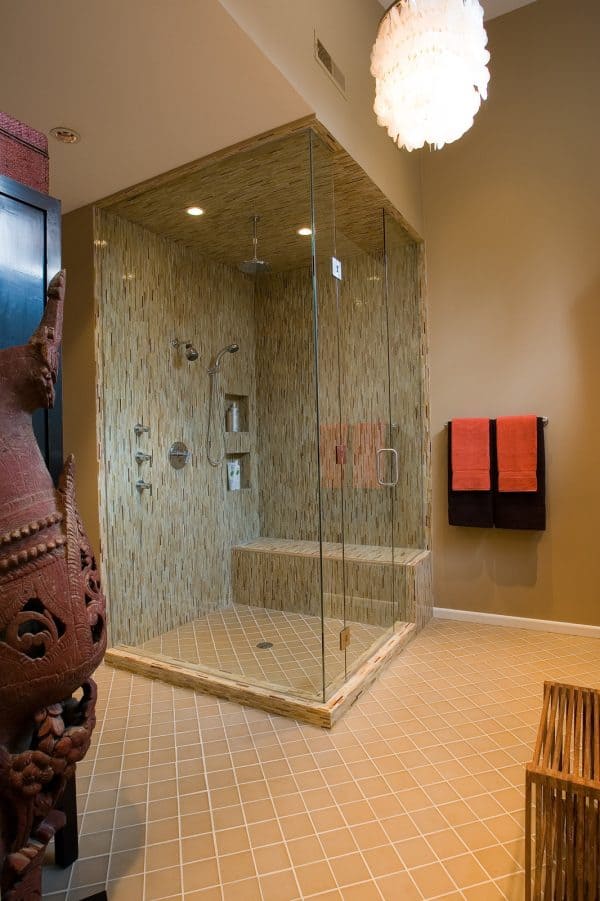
[104,622,416,728]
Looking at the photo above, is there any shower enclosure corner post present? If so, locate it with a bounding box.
[92,206,115,648]
[308,128,327,704]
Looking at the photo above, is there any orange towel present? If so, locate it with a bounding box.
[319,423,348,489]
[450,418,491,491]
[496,415,538,492]
[353,421,387,489]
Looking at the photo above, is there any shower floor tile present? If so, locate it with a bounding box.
[137,603,388,697]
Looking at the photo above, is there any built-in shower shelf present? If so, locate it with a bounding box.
[225,393,249,433]
[225,433,251,455]
[225,452,251,491]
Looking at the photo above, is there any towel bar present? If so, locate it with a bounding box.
[444,417,548,427]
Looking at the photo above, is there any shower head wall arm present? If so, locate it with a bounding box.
[171,338,199,361]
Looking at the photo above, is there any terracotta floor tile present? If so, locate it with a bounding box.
[362,843,404,877]
[295,860,337,896]
[221,876,262,901]
[442,852,489,888]
[145,840,181,872]
[396,835,438,869]
[287,835,325,866]
[106,874,145,901]
[462,882,506,900]
[338,880,381,900]
[425,827,468,860]
[182,857,220,893]
[475,844,521,879]
[70,622,600,901]
[377,869,423,900]
[253,841,291,874]
[145,864,182,900]
[328,851,371,887]
[220,849,257,883]
[410,862,457,898]
[259,869,301,901]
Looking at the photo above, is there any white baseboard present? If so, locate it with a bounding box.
[433,607,600,639]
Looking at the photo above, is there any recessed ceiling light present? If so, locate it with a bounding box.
[186,206,204,217]
[49,126,81,144]
[297,227,312,236]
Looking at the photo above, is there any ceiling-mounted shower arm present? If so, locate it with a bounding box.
[251,214,259,257]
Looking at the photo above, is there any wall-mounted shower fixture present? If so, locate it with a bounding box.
[135,450,153,465]
[238,215,270,275]
[171,338,199,361]
[206,343,240,467]
[134,422,150,437]
[208,343,239,375]
[135,479,152,495]
[168,441,191,470]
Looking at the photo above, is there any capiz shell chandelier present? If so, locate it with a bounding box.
[371,0,490,151]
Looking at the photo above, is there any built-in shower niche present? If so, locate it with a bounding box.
[225,452,251,491]
[225,393,249,433]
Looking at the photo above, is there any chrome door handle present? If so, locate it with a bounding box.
[376,448,399,487]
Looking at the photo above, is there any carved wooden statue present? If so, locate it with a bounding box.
[0,271,106,899]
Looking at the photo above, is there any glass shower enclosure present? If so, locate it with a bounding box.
[95,125,428,710]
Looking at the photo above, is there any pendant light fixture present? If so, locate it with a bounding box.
[371,0,490,151]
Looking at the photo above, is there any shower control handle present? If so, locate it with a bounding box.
[135,479,153,495]
[376,448,399,487]
[135,450,153,465]
[134,422,150,437]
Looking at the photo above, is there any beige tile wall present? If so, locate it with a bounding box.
[255,242,428,552]
[95,210,259,646]
[94,195,429,647]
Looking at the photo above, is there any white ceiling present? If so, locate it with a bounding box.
[377,0,537,19]
[1,0,538,216]
[0,0,310,213]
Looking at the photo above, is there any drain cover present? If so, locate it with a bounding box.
[256,641,274,650]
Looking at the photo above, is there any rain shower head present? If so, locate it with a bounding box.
[209,343,239,373]
[239,215,270,275]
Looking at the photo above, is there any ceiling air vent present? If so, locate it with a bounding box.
[314,35,347,97]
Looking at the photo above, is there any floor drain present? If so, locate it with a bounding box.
[256,641,274,650]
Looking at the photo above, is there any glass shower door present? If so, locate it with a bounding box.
[310,134,399,698]
[333,222,398,691]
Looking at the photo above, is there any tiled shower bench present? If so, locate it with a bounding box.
[232,537,432,631]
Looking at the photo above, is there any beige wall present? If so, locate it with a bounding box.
[422,0,600,625]
[219,0,424,236]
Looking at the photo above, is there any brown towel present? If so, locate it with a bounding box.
[448,420,495,527]
[494,417,546,530]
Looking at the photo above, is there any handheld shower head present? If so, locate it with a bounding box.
[209,343,239,373]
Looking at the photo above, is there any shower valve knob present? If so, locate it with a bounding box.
[135,450,153,465]
[135,479,152,495]
[134,422,150,437]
